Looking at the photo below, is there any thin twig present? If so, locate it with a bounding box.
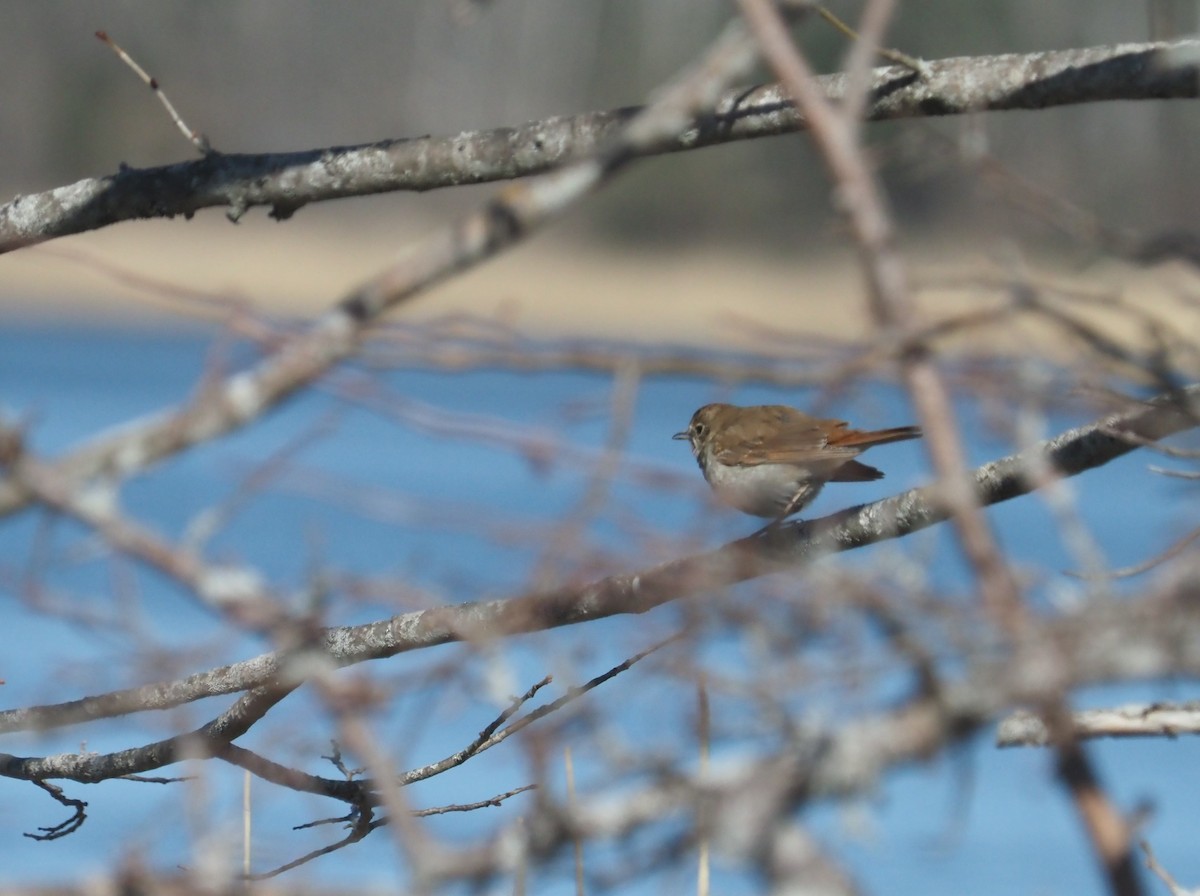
[22,781,87,841]
[1139,838,1191,896]
[401,639,675,786]
[696,676,711,896]
[1065,525,1200,580]
[94,30,212,155]
[413,784,536,817]
[816,4,927,74]
[565,747,585,896]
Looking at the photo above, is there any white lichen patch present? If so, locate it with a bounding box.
[224,371,264,422]
[76,480,118,519]
[199,564,266,607]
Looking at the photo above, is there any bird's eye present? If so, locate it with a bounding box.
[694,423,706,437]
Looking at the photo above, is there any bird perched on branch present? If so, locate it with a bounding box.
[674,403,921,524]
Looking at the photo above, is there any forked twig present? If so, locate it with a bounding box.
[401,637,678,785]
[23,780,87,841]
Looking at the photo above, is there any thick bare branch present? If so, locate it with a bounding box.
[0,40,1195,252]
[0,17,761,525]
[2,385,1194,737]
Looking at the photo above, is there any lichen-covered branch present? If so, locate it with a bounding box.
[2,384,1193,737]
[0,40,1195,253]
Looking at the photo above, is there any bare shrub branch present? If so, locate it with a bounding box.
[1,385,1193,742]
[1,40,1196,252]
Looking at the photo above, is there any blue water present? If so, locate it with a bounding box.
[1,321,1197,893]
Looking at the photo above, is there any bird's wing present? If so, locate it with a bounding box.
[713,415,860,467]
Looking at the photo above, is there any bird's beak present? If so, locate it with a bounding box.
[672,430,689,441]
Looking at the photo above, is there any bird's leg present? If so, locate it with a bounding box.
[748,485,811,538]
[748,518,786,538]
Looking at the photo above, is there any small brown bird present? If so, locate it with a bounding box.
[673,403,921,522]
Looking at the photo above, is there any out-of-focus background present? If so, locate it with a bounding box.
[4,4,1200,893]
[4,0,1199,345]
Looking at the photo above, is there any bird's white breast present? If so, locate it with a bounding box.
[701,461,823,518]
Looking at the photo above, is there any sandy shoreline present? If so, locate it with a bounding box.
[3,214,1197,371]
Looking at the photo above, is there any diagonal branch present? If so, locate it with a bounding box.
[0,17,762,525]
[1,385,1194,737]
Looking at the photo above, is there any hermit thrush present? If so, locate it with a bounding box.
[673,403,921,522]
